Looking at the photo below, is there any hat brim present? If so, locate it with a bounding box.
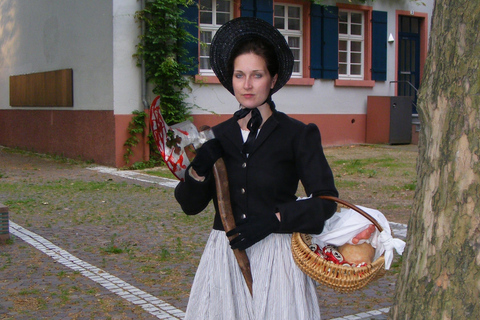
[210,17,294,95]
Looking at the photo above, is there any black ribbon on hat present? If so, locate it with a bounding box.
[234,107,262,155]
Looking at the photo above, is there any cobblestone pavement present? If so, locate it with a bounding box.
[0,146,412,319]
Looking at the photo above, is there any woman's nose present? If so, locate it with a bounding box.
[243,76,253,89]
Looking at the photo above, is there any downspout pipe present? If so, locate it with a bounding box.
[141,0,150,162]
[141,0,149,110]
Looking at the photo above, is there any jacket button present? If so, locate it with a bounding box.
[240,188,246,194]
[241,214,246,219]
[242,162,247,168]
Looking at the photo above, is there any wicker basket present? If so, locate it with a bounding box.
[291,196,386,293]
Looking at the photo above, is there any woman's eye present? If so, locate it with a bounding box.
[254,73,263,79]
[234,73,243,79]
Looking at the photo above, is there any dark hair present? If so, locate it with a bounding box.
[227,37,279,79]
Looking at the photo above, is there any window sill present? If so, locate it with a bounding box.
[195,75,221,84]
[194,75,315,86]
[287,77,315,86]
[335,79,375,88]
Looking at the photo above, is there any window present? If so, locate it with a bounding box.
[274,4,303,77]
[338,10,365,80]
[199,0,233,74]
[187,0,312,83]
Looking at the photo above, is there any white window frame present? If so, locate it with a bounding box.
[274,3,303,78]
[338,10,365,80]
[199,0,234,75]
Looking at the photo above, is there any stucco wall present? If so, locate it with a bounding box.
[0,0,433,166]
[0,0,115,111]
[186,0,435,118]
[113,0,144,115]
[0,0,145,167]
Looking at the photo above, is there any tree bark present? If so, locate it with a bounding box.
[390,0,480,319]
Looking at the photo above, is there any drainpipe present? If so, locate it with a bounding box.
[141,0,150,161]
[141,0,149,110]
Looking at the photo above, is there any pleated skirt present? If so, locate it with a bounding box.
[185,230,321,320]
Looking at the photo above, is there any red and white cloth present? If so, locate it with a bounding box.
[150,96,214,180]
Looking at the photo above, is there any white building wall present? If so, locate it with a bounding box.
[0,0,434,117]
[186,0,434,117]
[0,0,114,111]
[112,0,143,115]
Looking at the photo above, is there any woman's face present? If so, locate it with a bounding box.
[232,53,278,109]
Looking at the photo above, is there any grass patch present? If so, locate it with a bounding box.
[0,253,12,271]
[19,289,40,296]
[389,255,403,274]
[102,233,126,254]
[332,156,407,177]
[4,198,37,207]
[143,168,177,180]
[159,248,171,261]
[1,146,89,166]
[403,182,417,191]
[383,181,417,192]
[85,288,99,295]
[103,245,124,254]
[334,180,362,189]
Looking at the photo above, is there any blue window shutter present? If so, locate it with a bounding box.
[310,4,323,79]
[241,0,273,23]
[181,0,199,75]
[322,6,339,79]
[256,0,273,24]
[310,5,338,79]
[371,11,388,81]
[241,0,255,17]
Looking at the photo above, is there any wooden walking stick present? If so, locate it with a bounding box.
[213,158,253,295]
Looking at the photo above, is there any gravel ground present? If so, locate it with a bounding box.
[0,144,416,319]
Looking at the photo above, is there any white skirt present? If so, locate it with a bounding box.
[185,230,321,320]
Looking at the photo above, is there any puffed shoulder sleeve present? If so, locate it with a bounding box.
[174,166,215,215]
[276,123,338,234]
[296,123,337,198]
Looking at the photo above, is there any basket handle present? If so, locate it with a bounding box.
[319,195,384,232]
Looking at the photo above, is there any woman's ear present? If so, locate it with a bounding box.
[271,74,279,89]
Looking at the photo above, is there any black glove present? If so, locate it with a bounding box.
[226,213,280,250]
[190,139,223,177]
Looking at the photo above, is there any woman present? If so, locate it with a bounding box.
[175,17,338,319]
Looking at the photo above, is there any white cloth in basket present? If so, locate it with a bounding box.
[311,206,406,269]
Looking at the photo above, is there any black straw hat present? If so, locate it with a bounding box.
[210,17,294,95]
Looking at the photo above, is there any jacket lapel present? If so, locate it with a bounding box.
[249,112,279,156]
[220,117,245,153]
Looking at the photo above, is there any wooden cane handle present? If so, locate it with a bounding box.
[212,158,237,236]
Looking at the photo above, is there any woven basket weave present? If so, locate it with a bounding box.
[291,196,386,293]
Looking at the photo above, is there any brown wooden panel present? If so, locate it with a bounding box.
[9,69,73,107]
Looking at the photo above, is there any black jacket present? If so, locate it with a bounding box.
[175,110,338,234]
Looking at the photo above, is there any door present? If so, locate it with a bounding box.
[398,16,421,114]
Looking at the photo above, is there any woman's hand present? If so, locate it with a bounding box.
[352,224,376,244]
[226,213,280,250]
[188,167,206,182]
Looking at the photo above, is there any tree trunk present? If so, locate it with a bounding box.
[390,0,480,319]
